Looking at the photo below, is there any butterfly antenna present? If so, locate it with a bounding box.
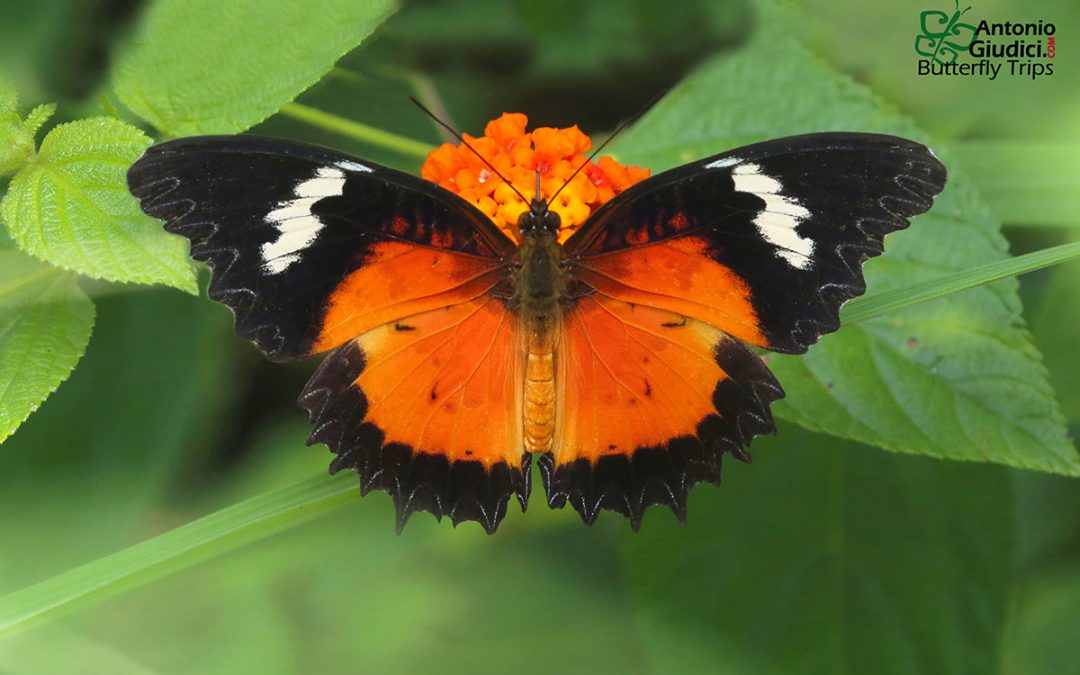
[548,90,666,205]
[410,96,530,205]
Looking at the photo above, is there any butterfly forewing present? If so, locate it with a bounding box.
[565,132,948,353]
[129,137,516,360]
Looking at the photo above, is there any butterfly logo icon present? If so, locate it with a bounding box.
[916,0,979,64]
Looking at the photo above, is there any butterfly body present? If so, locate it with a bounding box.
[127,129,947,533]
[512,197,569,455]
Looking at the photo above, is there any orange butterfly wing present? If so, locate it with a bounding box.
[128,137,526,532]
[311,240,509,352]
[569,236,770,348]
[544,296,781,526]
[302,296,527,532]
[546,133,947,525]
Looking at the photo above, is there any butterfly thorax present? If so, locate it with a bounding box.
[515,200,566,454]
[514,199,566,322]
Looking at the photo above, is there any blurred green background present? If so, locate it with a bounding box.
[2,0,1079,673]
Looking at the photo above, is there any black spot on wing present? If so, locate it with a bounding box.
[298,341,530,534]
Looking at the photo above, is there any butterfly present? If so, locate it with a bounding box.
[127,126,947,533]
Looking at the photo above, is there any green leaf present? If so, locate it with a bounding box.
[112,0,398,136]
[625,426,1015,675]
[0,79,55,177]
[612,3,1078,475]
[0,102,55,177]
[1,117,197,293]
[0,250,94,443]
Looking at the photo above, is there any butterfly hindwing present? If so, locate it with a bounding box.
[543,296,782,527]
[299,296,528,534]
[129,136,526,532]
[127,136,515,361]
[547,133,946,524]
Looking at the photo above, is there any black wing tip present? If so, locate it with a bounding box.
[299,342,530,534]
[761,135,948,355]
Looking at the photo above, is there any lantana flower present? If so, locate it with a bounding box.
[421,113,650,243]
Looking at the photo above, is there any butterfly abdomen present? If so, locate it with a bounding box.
[524,328,556,454]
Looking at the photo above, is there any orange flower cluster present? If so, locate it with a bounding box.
[421,113,650,243]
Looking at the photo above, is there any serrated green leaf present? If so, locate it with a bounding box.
[0,79,54,177]
[1,117,197,293]
[624,427,1014,674]
[20,103,54,139]
[611,4,1078,475]
[112,0,398,136]
[0,250,94,444]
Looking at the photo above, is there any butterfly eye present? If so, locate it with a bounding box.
[517,209,535,232]
[544,211,561,233]
[540,209,557,233]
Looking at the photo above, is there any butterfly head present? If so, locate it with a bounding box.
[517,169,561,236]
[518,196,561,236]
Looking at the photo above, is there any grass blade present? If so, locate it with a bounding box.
[0,473,356,637]
[843,240,1080,325]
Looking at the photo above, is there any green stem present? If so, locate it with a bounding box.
[843,240,1080,324]
[0,473,357,637]
[3,241,1080,637]
[279,103,434,159]
[328,67,368,84]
